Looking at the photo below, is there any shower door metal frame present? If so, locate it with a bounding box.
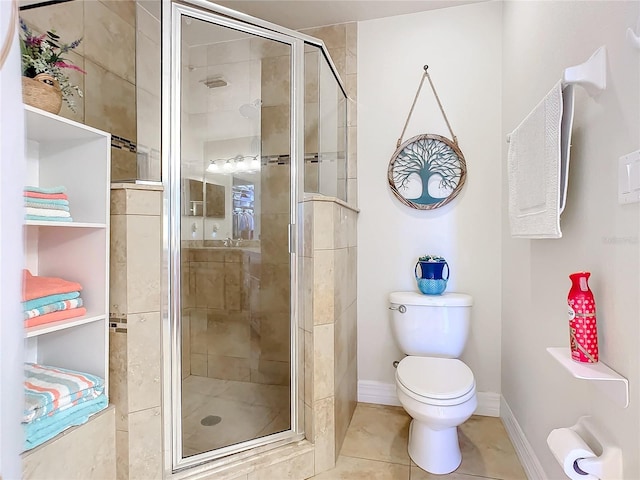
[162,0,305,472]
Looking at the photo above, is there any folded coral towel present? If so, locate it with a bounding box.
[25,207,71,218]
[24,297,83,320]
[24,307,86,328]
[23,291,80,311]
[24,186,67,195]
[22,270,83,302]
[23,393,108,451]
[25,214,73,222]
[25,201,70,212]
[24,191,68,200]
[23,362,105,424]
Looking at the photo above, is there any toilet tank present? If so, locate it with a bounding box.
[389,291,473,358]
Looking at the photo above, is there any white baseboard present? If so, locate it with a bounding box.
[357,380,401,406]
[475,392,500,417]
[500,396,546,480]
[357,380,500,417]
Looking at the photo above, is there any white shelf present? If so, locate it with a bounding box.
[25,221,107,229]
[25,313,106,338]
[24,105,109,143]
[547,347,629,408]
[24,106,110,391]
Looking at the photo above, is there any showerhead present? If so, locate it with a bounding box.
[239,99,262,118]
[202,76,228,88]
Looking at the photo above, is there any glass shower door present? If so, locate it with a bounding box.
[169,2,300,466]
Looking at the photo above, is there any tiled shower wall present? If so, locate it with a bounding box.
[301,23,359,470]
[110,184,163,480]
[21,0,138,181]
[301,23,358,205]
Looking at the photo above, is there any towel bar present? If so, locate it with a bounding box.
[562,46,607,96]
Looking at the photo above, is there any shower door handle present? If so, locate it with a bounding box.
[288,223,295,254]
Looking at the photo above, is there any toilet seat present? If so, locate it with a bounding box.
[396,356,476,406]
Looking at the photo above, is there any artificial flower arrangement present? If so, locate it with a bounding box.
[418,254,446,262]
[20,19,85,111]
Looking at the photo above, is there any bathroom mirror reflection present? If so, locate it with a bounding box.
[183,179,226,218]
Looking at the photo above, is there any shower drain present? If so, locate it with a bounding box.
[200,415,222,427]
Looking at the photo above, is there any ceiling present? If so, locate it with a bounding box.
[20,1,485,31]
[201,0,486,31]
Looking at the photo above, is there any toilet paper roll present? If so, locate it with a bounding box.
[547,428,598,480]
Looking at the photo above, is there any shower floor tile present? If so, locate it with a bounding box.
[181,375,290,456]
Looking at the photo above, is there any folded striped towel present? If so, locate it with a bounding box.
[23,363,105,424]
[24,191,68,200]
[23,291,80,311]
[25,207,71,218]
[24,393,108,451]
[24,201,70,212]
[22,270,83,302]
[24,186,67,194]
[24,297,83,320]
[24,307,86,328]
[25,214,73,222]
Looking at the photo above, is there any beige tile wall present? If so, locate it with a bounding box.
[303,197,358,475]
[299,23,359,476]
[258,46,293,387]
[136,2,161,181]
[109,184,163,480]
[22,407,117,480]
[21,0,138,181]
[300,23,357,205]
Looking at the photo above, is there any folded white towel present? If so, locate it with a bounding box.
[507,80,575,239]
[25,207,71,218]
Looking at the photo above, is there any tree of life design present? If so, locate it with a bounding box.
[393,137,462,205]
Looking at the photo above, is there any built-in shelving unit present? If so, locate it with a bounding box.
[547,347,629,408]
[23,105,110,391]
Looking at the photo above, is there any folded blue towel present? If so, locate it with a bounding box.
[24,186,67,194]
[25,215,73,222]
[23,393,108,451]
[23,291,80,311]
[24,202,70,212]
[24,197,69,206]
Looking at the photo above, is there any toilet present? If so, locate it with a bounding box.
[389,291,477,475]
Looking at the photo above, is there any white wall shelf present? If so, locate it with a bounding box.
[25,314,107,339]
[24,105,110,391]
[547,347,629,408]
[25,221,108,229]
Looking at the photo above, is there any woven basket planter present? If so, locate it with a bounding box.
[22,74,62,114]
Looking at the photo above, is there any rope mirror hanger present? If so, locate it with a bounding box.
[388,65,467,210]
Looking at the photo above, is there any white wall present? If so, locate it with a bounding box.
[501,1,640,477]
[357,1,503,402]
[0,1,25,476]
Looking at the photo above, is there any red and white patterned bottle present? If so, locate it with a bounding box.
[567,272,599,363]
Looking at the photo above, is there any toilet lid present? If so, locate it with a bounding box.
[396,357,475,400]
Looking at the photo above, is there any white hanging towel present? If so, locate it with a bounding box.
[507,81,575,238]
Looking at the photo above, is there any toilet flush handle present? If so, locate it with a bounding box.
[389,304,406,313]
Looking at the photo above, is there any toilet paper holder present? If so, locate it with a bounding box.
[547,416,622,479]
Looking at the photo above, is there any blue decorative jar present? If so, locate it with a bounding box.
[415,256,449,295]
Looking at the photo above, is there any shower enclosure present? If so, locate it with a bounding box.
[163,0,347,471]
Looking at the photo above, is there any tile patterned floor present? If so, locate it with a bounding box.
[310,403,527,480]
